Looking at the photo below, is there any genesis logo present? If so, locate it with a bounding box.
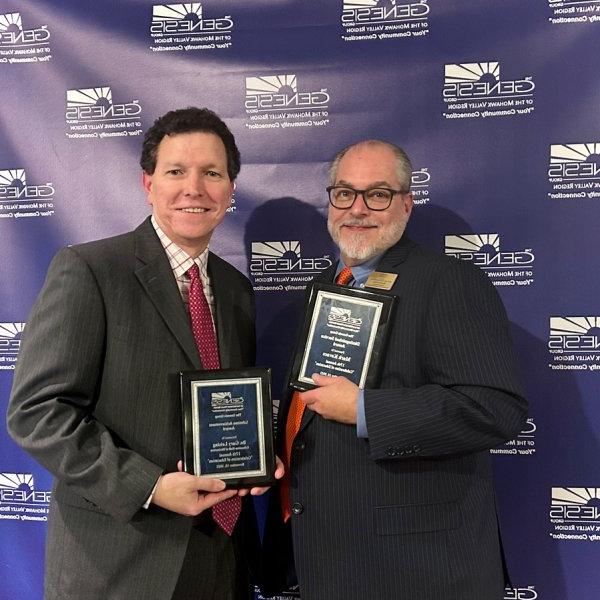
[547,143,600,199]
[550,487,600,525]
[328,306,362,331]
[443,62,535,102]
[550,143,600,177]
[0,473,50,522]
[250,241,333,276]
[66,87,141,122]
[211,391,244,411]
[0,323,25,368]
[245,74,330,113]
[341,0,429,24]
[549,317,600,353]
[444,234,535,269]
[151,3,233,36]
[0,170,54,202]
[0,11,50,47]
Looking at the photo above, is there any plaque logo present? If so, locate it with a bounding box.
[211,391,244,411]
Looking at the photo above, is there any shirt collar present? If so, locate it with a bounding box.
[335,253,384,289]
[151,215,209,279]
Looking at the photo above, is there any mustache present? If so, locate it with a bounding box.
[338,219,379,228]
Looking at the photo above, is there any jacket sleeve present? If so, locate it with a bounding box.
[365,259,527,460]
[6,247,163,523]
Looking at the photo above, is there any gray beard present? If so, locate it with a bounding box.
[327,218,406,262]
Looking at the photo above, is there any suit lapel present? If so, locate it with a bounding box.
[133,218,201,369]
[208,253,234,369]
[368,235,415,283]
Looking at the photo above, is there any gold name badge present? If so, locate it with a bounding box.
[365,271,398,290]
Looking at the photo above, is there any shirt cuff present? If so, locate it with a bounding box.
[356,389,368,438]
[143,479,160,509]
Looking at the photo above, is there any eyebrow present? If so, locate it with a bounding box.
[162,161,223,170]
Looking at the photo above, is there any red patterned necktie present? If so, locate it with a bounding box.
[187,264,241,535]
[281,266,354,522]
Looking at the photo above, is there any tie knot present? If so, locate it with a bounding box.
[336,266,353,286]
[186,263,200,282]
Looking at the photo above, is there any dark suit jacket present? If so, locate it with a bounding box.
[261,236,527,600]
[7,218,257,600]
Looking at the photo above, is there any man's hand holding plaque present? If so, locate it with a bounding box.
[300,373,359,425]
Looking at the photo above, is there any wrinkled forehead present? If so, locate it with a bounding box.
[335,145,400,187]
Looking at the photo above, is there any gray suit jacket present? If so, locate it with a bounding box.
[7,218,257,599]
[261,236,527,600]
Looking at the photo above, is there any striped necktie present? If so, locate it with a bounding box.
[187,264,241,536]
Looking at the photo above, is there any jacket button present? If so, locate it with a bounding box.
[291,502,304,515]
[294,441,306,451]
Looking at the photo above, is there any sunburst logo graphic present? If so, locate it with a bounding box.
[67,87,113,108]
[0,322,25,356]
[549,317,600,354]
[150,2,233,37]
[328,305,362,329]
[550,143,600,165]
[445,62,500,85]
[250,240,332,277]
[0,473,34,492]
[0,170,54,202]
[552,488,600,507]
[0,12,22,32]
[0,472,51,508]
[244,74,329,114]
[548,143,600,181]
[211,391,244,410]
[550,316,600,337]
[445,234,534,270]
[0,11,51,48]
[0,169,26,189]
[445,234,500,255]
[251,241,301,260]
[330,306,352,318]
[443,61,534,102]
[550,487,600,526]
[245,75,298,97]
[65,86,141,124]
[152,3,203,21]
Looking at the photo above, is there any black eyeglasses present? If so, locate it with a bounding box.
[326,185,407,211]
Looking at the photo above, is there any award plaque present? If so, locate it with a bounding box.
[180,367,276,488]
[290,282,396,391]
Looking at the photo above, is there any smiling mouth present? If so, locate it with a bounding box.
[342,223,377,230]
[180,207,209,213]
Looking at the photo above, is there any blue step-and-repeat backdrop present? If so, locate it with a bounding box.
[1,1,600,599]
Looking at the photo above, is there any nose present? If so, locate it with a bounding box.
[349,192,370,216]
[184,171,205,196]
